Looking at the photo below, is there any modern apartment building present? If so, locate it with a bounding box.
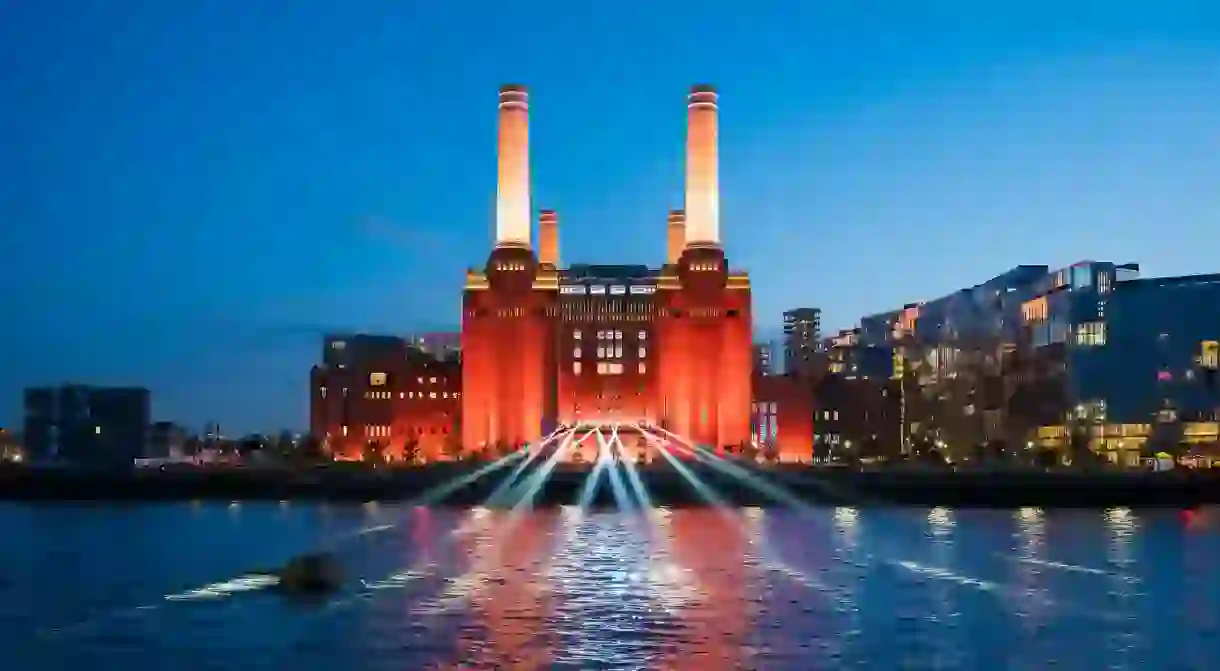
[23,384,151,466]
[838,261,1220,464]
[783,308,821,377]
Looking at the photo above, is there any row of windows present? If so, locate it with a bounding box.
[363,390,459,400]
[562,301,656,317]
[330,424,452,439]
[369,373,447,386]
[574,345,647,359]
[320,387,461,400]
[494,262,527,271]
[573,329,647,341]
[570,361,648,375]
[690,262,720,272]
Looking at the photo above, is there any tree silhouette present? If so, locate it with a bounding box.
[362,440,387,466]
[402,437,421,465]
[296,434,327,465]
[442,434,464,462]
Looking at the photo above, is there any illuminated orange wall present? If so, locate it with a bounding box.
[654,248,752,451]
[555,322,658,426]
[753,374,815,462]
[461,252,557,450]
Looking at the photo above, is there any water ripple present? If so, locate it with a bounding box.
[5,503,1220,669]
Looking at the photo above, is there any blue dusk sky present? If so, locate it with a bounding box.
[1,1,1217,433]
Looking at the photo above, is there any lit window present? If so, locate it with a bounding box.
[638,347,646,358]
[399,392,405,399]
[342,425,349,436]
[614,344,622,358]
[417,377,423,384]
[597,347,605,358]
[320,387,327,398]
[573,348,582,358]
[1202,341,1219,370]
[1075,321,1107,347]
[369,372,387,386]
[429,377,437,383]
[429,392,437,399]
[638,362,646,374]
[574,361,582,375]
[597,330,606,340]
[615,330,622,340]
[574,330,582,340]
[597,362,608,375]
[638,331,647,340]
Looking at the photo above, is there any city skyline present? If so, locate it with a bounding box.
[2,1,1218,432]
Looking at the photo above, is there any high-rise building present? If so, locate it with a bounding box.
[461,84,754,454]
[783,308,822,377]
[23,384,150,466]
[752,341,775,377]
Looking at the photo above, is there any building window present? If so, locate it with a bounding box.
[597,346,605,358]
[319,387,327,399]
[614,344,623,358]
[1202,341,1219,370]
[574,361,582,375]
[573,348,582,358]
[638,347,646,358]
[429,392,437,399]
[574,330,582,340]
[597,362,608,375]
[1075,321,1107,347]
[638,362,646,374]
[638,331,647,340]
[369,372,387,386]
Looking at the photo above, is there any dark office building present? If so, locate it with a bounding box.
[783,308,822,378]
[23,385,151,467]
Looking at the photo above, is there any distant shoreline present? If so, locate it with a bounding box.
[1,465,1218,508]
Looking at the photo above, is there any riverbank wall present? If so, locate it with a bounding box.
[2,464,1218,508]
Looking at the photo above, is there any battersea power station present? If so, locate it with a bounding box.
[312,85,813,462]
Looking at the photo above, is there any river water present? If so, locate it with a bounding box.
[2,502,1219,669]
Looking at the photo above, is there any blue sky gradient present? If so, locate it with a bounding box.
[1,0,1217,432]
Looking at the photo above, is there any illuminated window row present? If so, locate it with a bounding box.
[562,313,654,323]
[361,390,460,400]
[494,261,527,271]
[365,425,391,438]
[1075,321,1106,346]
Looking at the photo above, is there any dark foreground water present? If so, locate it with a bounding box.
[3,503,1220,670]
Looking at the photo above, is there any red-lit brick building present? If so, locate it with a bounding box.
[461,85,753,455]
[310,335,461,461]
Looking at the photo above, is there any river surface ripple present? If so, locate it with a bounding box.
[3,502,1220,670]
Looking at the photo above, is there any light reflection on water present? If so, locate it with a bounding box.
[3,502,1220,669]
